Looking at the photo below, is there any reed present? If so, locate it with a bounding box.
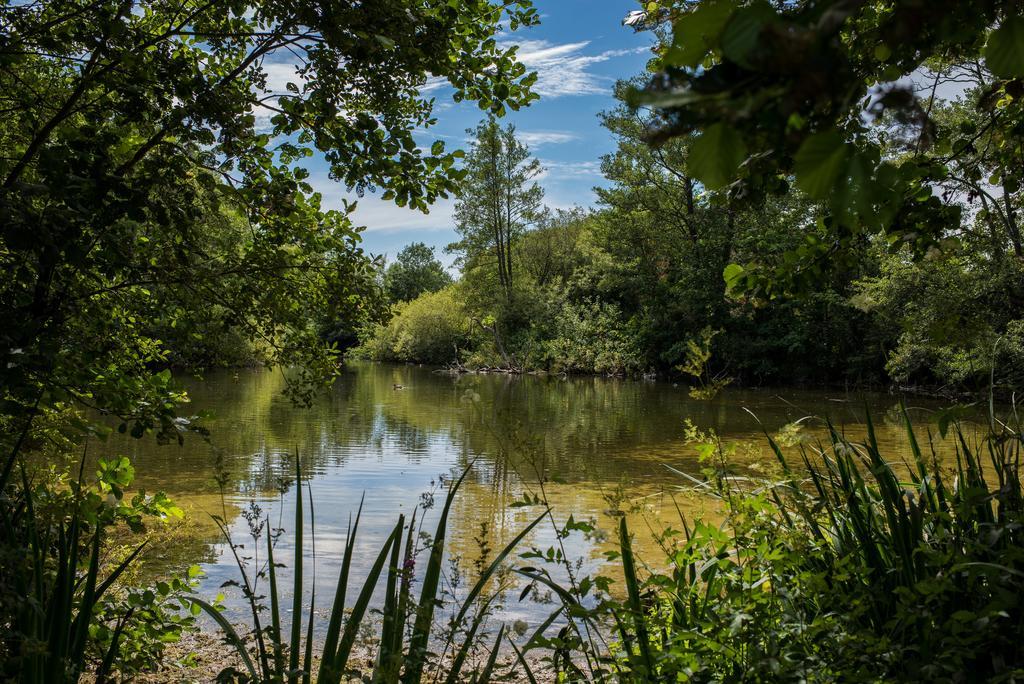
[195,458,544,683]
[532,405,1024,681]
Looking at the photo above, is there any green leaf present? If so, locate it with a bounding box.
[665,0,738,69]
[723,263,745,295]
[794,130,850,199]
[720,2,774,67]
[687,123,747,190]
[985,16,1024,79]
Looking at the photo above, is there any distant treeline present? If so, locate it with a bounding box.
[353,95,1024,396]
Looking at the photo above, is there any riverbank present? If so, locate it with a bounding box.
[117,626,548,683]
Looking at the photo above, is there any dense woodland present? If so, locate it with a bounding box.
[2,0,1024,682]
[357,86,1024,395]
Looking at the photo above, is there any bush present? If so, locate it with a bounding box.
[540,299,644,375]
[855,249,1024,392]
[0,453,198,682]
[353,286,471,365]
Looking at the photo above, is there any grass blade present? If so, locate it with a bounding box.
[303,481,317,684]
[267,523,285,676]
[508,636,538,684]
[374,513,406,683]
[402,467,473,684]
[619,516,654,678]
[317,494,364,684]
[289,453,304,683]
[477,624,505,684]
[450,510,545,630]
[327,517,404,682]
[189,596,259,680]
[443,592,499,684]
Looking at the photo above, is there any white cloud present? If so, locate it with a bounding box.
[508,40,647,98]
[250,57,307,132]
[538,159,603,180]
[307,172,456,236]
[261,60,306,94]
[421,76,449,93]
[348,195,457,235]
[418,40,646,100]
[519,130,578,147]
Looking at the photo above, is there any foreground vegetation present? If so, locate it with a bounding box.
[143,408,1024,682]
[3,0,1024,680]
[566,409,1024,681]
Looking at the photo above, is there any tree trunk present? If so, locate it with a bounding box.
[1002,183,1023,258]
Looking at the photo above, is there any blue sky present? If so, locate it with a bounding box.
[305,2,655,266]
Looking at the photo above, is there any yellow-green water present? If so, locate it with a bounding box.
[99,361,985,630]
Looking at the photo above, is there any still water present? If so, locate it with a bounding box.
[107,362,980,630]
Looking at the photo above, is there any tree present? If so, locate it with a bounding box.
[384,242,452,303]
[449,119,544,301]
[0,1,542,677]
[624,0,1024,295]
[0,0,540,450]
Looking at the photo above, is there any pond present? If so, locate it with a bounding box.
[105,361,982,633]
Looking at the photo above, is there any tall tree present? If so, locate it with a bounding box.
[450,119,544,300]
[624,0,1024,295]
[0,0,540,446]
[384,242,452,303]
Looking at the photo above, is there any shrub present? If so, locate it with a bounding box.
[855,249,1024,392]
[353,287,471,365]
[0,454,197,683]
[540,299,644,376]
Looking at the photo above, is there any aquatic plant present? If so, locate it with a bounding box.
[525,406,1024,681]
[194,457,544,683]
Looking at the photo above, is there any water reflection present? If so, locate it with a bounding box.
[107,362,985,630]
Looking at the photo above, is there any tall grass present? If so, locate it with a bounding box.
[196,458,545,683]
[7,406,1020,682]
[529,406,1024,681]
[1,451,194,683]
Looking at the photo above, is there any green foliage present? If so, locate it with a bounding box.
[539,299,644,376]
[384,242,453,304]
[354,286,472,365]
[793,130,852,200]
[196,460,545,683]
[985,16,1024,79]
[0,0,541,442]
[531,410,1024,681]
[687,123,746,190]
[0,456,197,682]
[449,119,545,302]
[678,326,731,399]
[855,247,1024,391]
[0,2,542,679]
[629,0,1024,293]
[372,72,1024,394]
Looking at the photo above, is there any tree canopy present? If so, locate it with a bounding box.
[0,0,539,442]
[627,0,1024,295]
[449,119,544,302]
[384,242,452,304]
